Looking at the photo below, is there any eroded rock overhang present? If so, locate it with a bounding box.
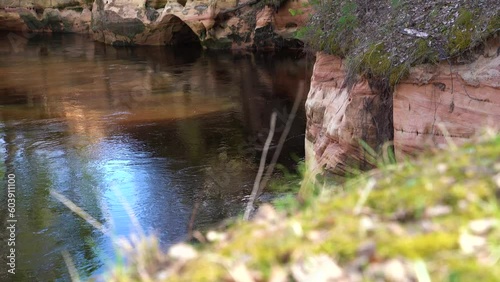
[1,0,311,49]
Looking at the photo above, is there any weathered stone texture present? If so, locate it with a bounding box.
[305,36,500,174]
[393,36,500,158]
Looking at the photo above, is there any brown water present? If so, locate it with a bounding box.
[0,33,311,281]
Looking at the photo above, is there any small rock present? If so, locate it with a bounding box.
[458,200,468,210]
[424,205,451,218]
[269,266,288,282]
[254,203,279,223]
[387,222,406,236]
[229,263,255,282]
[360,216,376,234]
[206,230,228,242]
[493,173,500,188]
[168,243,198,261]
[307,230,329,243]
[469,219,498,235]
[436,163,448,173]
[420,220,438,233]
[356,241,376,259]
[291,255,344,282]
[459,232,487,255]
[290,220,304,237]
[383,259,411,282]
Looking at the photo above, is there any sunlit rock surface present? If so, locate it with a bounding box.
[393,36,500,158]
[1,0,309,48]
[91,0,308,48]
[305,53,392,173]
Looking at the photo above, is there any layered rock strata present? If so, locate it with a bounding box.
[305,53,393,174]
[393,37,500,158]
[306,36,500,173]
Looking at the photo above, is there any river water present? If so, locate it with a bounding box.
[0,33,311,281]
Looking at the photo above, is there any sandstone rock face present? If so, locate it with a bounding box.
[0,0,81,9]
[273,0,311,37]
[305,53,393,174]
[0,8,91,33]
[393,36,500,158]
[1,0,309,49]
[0,9,27,31]
[306,36,500,174]
[90,0,308,48]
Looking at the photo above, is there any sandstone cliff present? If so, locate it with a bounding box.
[303,0,499,174]
[0,0,311,49]
[393,36,500,158]
[305,35,500,173]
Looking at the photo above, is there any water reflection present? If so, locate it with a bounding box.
[0,32,311,281]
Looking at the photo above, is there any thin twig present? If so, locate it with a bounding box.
[187,200,201,239]
[436,123,458,150]
[62,250,81,282]
[244,112,277,220]
[413,260,431,282]
[50,190,107,235]
[353,178,376,215]
[257,81,306,197]
[457,74,490,102]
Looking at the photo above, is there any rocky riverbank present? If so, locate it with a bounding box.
[0,0,311,49]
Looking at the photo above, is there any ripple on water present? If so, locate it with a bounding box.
[0,33,311,281]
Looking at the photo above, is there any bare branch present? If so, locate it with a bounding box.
[257,81,306,197]
[244,111,277,220]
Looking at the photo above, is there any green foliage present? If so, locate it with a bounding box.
[361,43,392,77]
[448,8,475,54]
[338,1,358,30]
[288,8,304,17]
[273,193,300,213]
[486,13,500,33]
[293,26,310,40]
[413,38,438,64]
[390,0,402,8]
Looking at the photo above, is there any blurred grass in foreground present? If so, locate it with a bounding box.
[55,131,500,281]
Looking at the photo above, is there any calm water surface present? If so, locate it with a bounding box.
[0,33,311,281]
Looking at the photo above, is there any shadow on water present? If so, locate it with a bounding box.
[0,32,313,281]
